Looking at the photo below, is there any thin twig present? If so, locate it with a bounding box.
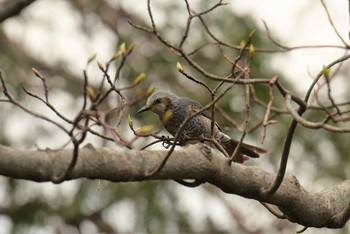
[0,72,70,135]
[262,19,347,51]
[320,0,350,47]
[267,54,350,194]
[262,76,278,142]
[228,69,250,164]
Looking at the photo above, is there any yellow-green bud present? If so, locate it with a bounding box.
[133,73,145,85]
[176,62,183,72]
[128,114,133,129]
[135,125,154,136]
[87,53,97,64]
[32,67,42,78]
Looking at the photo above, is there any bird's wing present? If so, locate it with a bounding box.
[185,98,222,131]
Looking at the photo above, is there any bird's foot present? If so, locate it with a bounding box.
[161,135,173,149]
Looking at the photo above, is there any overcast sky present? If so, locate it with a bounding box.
[233,0,349,96]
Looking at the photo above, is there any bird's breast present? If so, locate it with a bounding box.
[162,110,185,137]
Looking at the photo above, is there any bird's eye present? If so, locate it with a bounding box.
[154,98,161,104]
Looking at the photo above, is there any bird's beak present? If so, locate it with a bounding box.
[137,104,151,114]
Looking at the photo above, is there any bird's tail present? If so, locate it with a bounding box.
[215,132,267,163]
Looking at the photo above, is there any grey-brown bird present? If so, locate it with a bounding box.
[137,91,267,163]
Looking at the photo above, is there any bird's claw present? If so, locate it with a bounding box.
[162,141,171,149]
[161,135,173,149]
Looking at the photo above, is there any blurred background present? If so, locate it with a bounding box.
[0,0,349,233]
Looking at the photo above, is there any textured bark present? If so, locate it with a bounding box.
[0,144,349,228]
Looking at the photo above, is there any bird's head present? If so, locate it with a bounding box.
[137,92,175,116]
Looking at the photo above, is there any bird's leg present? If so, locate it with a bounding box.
[161,135,174,149]
[161,135,184,149]
[162,141,171,149]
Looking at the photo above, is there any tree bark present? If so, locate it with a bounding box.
[0,144,349,229]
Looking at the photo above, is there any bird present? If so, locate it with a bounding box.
[137,91,267,163]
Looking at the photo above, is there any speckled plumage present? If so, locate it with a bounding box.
[137,91,267,162]
[140,92,216,141]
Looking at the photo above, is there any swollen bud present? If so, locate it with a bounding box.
[97,61,104,71]
[322,65,330,80]
[144,84,155,96]
[87,53,97,64]
[240,40,246,48]
[249,44,255,60]
[128,114,134,129]
[133,73,145,85]
[86,85,95,101]
[127,43,134,55]
[120,42,126,55]
[32,67,42,78]
[176,62,183,72]
[135,125,154,136]
[249,30,256,39]
[109,51,122,62]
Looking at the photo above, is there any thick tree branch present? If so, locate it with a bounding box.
[0,144,348,229]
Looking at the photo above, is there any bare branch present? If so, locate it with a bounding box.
[305,54,350,104]
[0,72,70,135]
[262,20,348,51]
[320,0,350,47]
[285,94,350,132]
[265,54,350,195]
